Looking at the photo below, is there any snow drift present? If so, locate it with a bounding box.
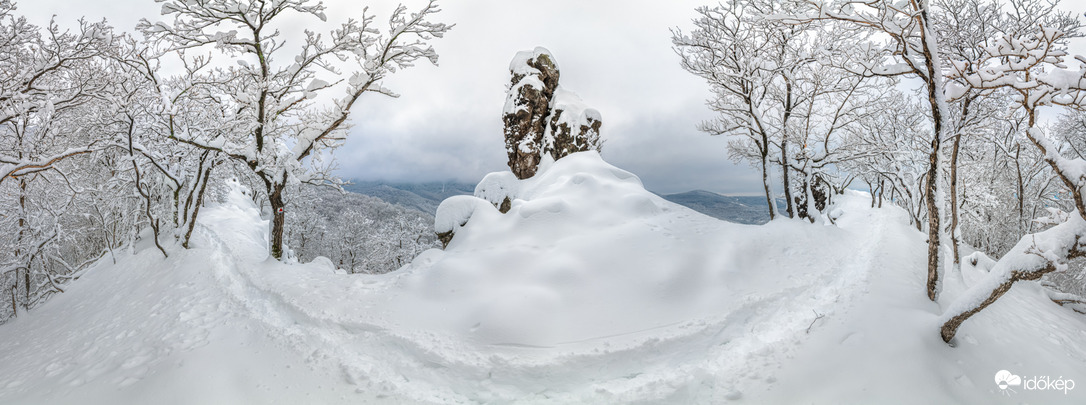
[1,152,1085,404]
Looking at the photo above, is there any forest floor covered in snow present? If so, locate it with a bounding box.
[1,152,1084,404]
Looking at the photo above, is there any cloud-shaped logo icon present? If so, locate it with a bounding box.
[995,370,1022,395]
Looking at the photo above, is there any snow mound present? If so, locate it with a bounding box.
[472,170,519,207]
[3,154,1086,404]
[398,151,870,355]
[434,195,497,235]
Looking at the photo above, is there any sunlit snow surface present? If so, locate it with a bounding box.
[2,152,1085,404]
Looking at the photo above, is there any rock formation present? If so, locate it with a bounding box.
[502,47,602,180]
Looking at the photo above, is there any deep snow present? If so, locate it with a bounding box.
[1,152,1084,404]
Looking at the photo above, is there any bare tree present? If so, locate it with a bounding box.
[137,0,451,259]
[674,0,822,220]
[0,1,127,317]
[794,0,955,302]
[939,2,1086,342]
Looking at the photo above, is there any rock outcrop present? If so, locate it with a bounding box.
[502,47,602,180]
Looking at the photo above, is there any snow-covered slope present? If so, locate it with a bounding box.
[1,153,1084,404]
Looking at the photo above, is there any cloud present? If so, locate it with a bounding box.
[17,0,768,195]
[337,0,764,194]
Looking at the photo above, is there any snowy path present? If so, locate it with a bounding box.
[3,155,1085,403]
[171,184,890,403]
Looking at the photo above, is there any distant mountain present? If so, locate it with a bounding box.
[659,190,787,225]
[343,180,475,215]
[345,182,786,225]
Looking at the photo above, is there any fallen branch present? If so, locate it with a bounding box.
[807,310,825,334]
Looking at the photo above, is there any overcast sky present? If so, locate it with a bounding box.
[13,1,1086,196]
[15,0,767,195]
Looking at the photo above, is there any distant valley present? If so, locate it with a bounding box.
[345,180,784,225]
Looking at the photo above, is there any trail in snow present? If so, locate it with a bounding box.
[168,157,896,403]
[1,153,1084,404]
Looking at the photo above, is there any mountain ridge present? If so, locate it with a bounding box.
[346,180,788,225]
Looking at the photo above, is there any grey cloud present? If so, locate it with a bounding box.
[18,0,768,195]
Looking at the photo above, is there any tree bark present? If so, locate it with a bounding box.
[781,78,795,219]
[761,152,776,221]
[941,277,1014,343]
[919,2,944,302]
[9,285,15,318]
[182,164,215,249]
[925,136,942,302]
[781,140,794,218]
[949,98,967,269]
[17,177,27,312]
[23,265,30,311]
[270,181,287,260]
[1015,143,1024,233]
[940,259,1071,343]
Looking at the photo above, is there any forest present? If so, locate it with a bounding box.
[671,0,1086,341]
[0,0,449,321]
[3,0,1086,402]
[2,0,1086,346]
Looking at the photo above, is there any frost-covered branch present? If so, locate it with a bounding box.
[940,214,1086,342]
[139,0,451,259]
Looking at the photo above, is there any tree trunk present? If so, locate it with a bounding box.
[761,154,776,221]
[949,111,963,270]
[919,3,944,302]
[873,179,881,206]
[805,172,817,223]
[1014,143,1024,233]
[925,135,942,302]
[868,179,877,208]
[270,181,287,260]
[182,164,215,249]
[18,178,25,251]
[128,119,167,258]
[940,277,1015,343]
[781,140,794,218]
[23,265,30,311]
[940,259,1070,343]
[17,178,27,312]
[781,78,795,219]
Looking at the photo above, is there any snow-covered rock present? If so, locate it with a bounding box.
[502,47,602,179]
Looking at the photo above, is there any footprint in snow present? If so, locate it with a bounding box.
[840,332,864,346]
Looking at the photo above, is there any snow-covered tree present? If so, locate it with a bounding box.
[793,0,955,302]
[673,0,813,220]
[0,1,129,318]
[285,185,437,274]
[137,0,451,259]
[842,90,933,229]
[938,1,1086,342]
[674,0,898,223]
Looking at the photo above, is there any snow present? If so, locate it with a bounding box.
[433,195,496,235]
[548,87,602,127]
[502,74,545,116]
[508,46,556,77]
[2,153,1086,403]
[472,170,519,207]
